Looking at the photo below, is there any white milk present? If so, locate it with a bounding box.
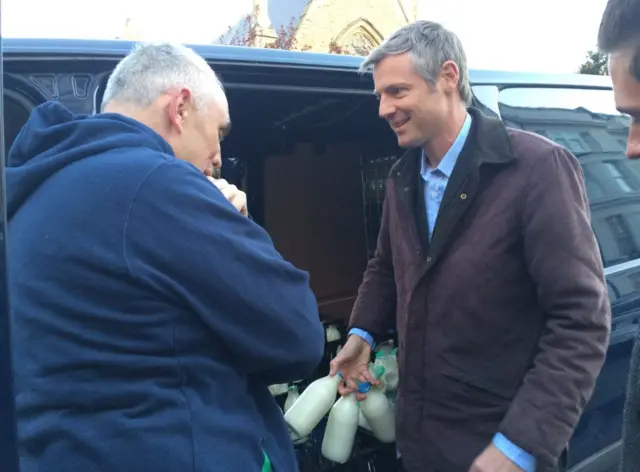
[358,410,372,431]
[283,385,300,413]
[325,324,342,342]
[360,386,396,443]
[284,374,341,437]
[321,394,360,463]
[268,383,289,396]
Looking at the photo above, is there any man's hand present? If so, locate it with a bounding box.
[469,444,524,472]
[329,335,378,401]
[208,177,248,217]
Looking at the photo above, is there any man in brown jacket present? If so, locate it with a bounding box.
[330,21,611,472]
[598,2,640,471]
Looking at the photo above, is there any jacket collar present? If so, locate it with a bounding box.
[390,106,517,183]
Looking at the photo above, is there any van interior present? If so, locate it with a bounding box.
[219,83,401,325]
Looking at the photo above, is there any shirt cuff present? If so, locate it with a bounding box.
[492,433,536,472]
[348,328,375,350]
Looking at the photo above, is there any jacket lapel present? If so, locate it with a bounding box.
[417,107,518,278]
[427,145,479,265]
[389,149,429,255]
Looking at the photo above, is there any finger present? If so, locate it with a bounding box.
[337,381,356,396]
[220,187,235,201]
[219,185,237,198]
[212,178,230,190]
[329,360,339,377]
[337,383,351,396]
[355,392,368,401]
[468,461,482,472]
[356,369,378,385]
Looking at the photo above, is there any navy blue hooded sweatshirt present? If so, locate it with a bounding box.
[8,101,325,472]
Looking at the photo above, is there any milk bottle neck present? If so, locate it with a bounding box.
[338,364,385,394]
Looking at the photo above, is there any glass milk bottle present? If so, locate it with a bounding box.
[359,383,396,443]
[268,383,288,397]
[283,385,300,413]
[321,393,359,463]
[284,374,340,437]
[325,324,342,342]
[358,410,372,431]
[375,348,399,392]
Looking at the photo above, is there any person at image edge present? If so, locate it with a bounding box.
[330,20,611,472]
[7,43,324,472]
[598,1,640,471]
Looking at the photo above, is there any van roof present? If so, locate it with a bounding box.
[3,38,613,90]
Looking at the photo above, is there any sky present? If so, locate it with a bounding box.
[1,0,609,74]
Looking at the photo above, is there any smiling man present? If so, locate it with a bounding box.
[330,20,611,472]
[598,2,640,470]
[7,43,324,472]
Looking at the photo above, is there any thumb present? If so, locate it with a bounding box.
[329,353,347,377]
[329,358,340,377]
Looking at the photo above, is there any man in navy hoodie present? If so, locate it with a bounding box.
[7,42,325,472]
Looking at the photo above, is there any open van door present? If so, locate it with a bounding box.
[0,11,20,472]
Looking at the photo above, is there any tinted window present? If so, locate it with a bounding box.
[498,88,639,269]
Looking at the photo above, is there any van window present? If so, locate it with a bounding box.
[498,87,639,269]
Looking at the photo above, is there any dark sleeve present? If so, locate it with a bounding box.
[621,330,640,472]
[123,160,324,385]
[348,183,397,336]
[499,147,611,465]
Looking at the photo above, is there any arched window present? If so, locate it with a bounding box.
[343,30,378,56]
[335,19,383,56]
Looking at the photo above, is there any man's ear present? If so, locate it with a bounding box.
[167,88,192,134]
[440,60,460,94]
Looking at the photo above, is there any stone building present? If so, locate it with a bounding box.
[218,0,418,54]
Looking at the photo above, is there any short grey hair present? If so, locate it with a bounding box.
[101,42,227,112]
[360,21,472,105]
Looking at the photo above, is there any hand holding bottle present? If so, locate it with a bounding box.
[329,334,378,400]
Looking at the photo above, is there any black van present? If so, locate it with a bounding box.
[1,38,637,472]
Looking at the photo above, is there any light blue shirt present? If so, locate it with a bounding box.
[421,113,472,238]
[348,113,536,472]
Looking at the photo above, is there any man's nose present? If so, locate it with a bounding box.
[378,97,395,120]
[626,125,640,159]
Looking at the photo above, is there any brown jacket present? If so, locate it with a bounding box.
[349,108,611,472]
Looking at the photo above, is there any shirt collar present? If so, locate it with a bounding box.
[421,113,472,179]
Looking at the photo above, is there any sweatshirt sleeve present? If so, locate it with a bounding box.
[122,160,324,384]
